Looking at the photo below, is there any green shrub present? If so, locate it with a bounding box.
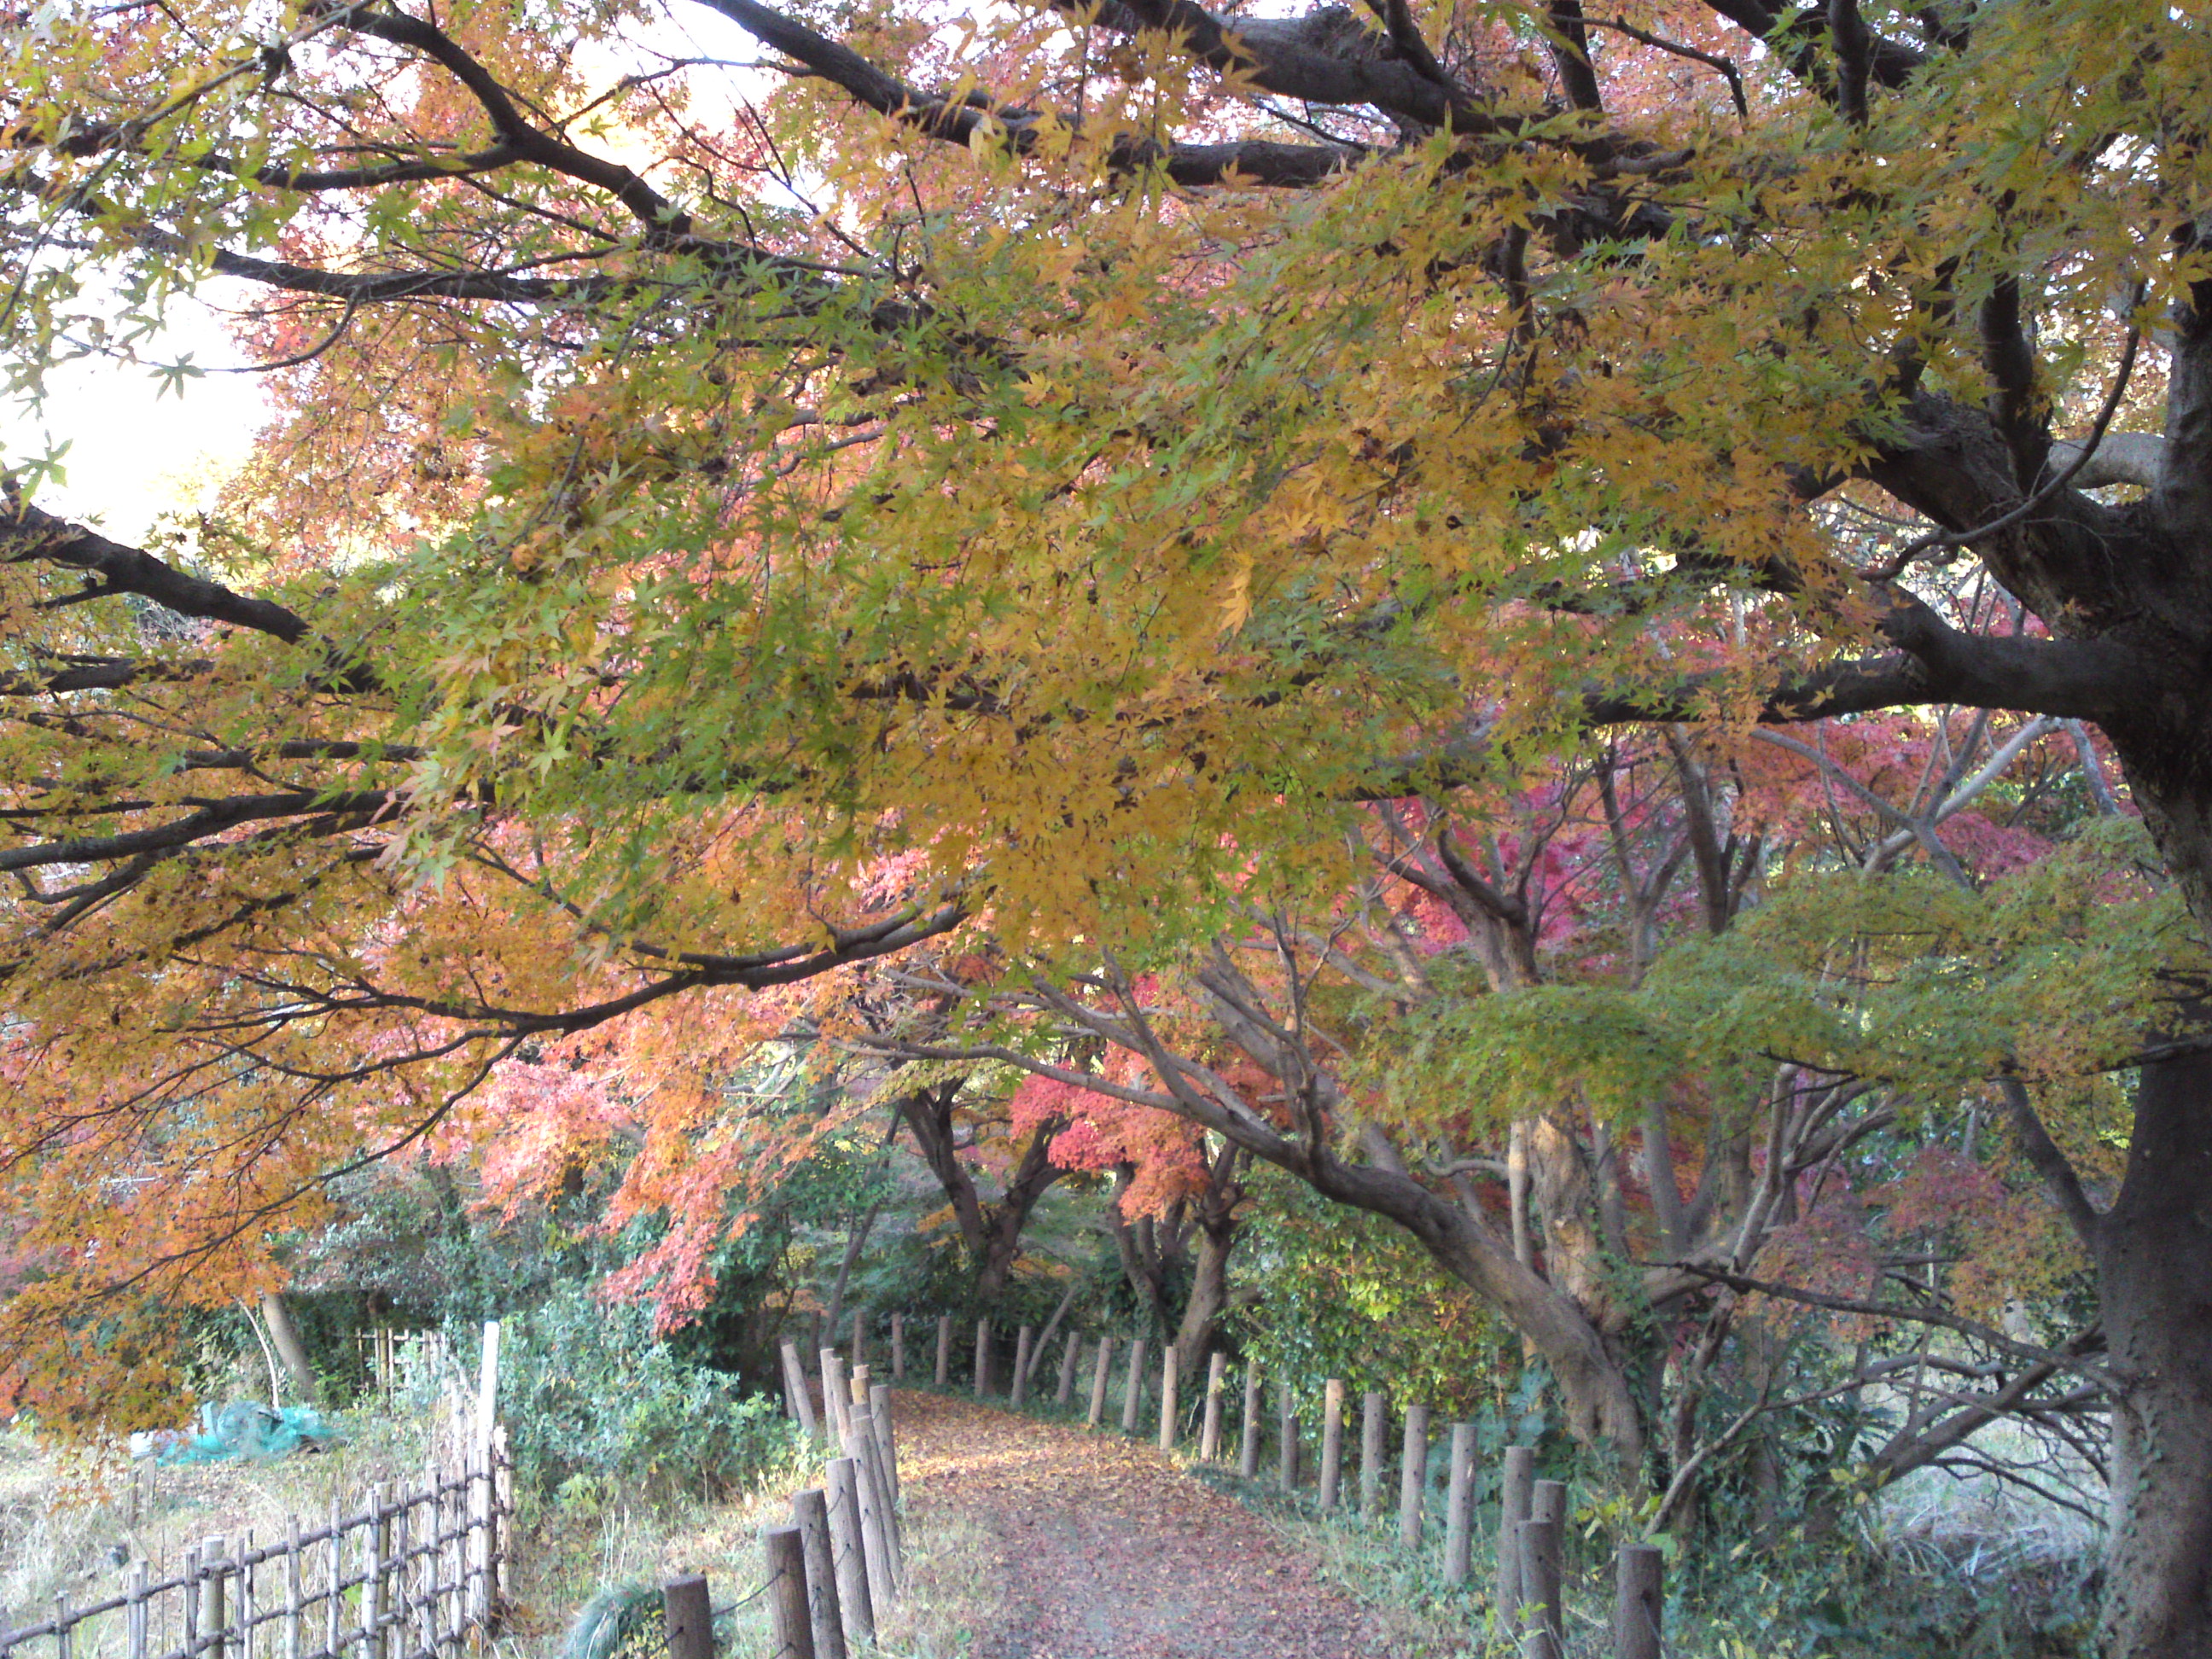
[497,1281,800,1505]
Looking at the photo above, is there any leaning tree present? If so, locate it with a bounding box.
[5,0,2212,1647]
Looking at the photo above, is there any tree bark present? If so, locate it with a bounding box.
[2096,1041,2212,1659]
[259,1291,322,1406]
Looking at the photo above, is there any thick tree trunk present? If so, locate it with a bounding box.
[259,1291,321,1406]
[2097,1042,2212,1658]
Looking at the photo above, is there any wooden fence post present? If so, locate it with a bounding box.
[199,1537,230,1659]
[1398,1405,1430,1548]
[790,1491,847,1659]
[1277,1382,1300,1493]
[370,1492,393,1659]
[851,1311,869,1375]
[819,1348,851,1441]
[1497,1444,1536,1627]
[283,1515,304,1659]
[1443,1423,1476,1586]
[1516,1519,1563,1659]
[868,1383,899,1510]
[662,1574,715,1659]
[1056,1330,1081,1406]
[1615,1543,1663,1659]
[891,1313,905,1382]
[974,1318,992,1398]
[1010,1326,1033,1406]
[128,1558,148,1659]
[1121,1337,1146,1434]
[824,1458,875,1644]
[763,1528,814,1659]
[1238,1360,1263,1479]
[1360,1393,1387,1518]
[1158,1346,1179,1452]
[843,1418,899,1612]
[1200,1353,1227,1461]
[935,1316,952,1388]
[1318,1380,1345,1509]
[1532,1479,1567,1528]
[1087,1337,1114,1429]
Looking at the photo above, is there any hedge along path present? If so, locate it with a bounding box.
[891,1390,1388,1659]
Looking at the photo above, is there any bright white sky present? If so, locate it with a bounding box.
[2,0,773,547]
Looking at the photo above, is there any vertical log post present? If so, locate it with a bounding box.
[1398,1404,1430,1549]
[849,1364,870,1407]
[1318,1380,1345,1509]
[973,1318,992,1398]
[1615,1543,1663,1659]
[1238,1360,1263,1479]
[824,1458,876,1644]
[1056,1330,1081,1407]
[868,1383,900,1511]
[1117,1337,1143,1433]
[1360,1392,1387,1519]
[662,1574,715,1659]
[1087,1337,1115,1429]
[1010,1325,1033,1406]
[1443,1423,1476,1586]
[198,1537,229,1659]
[891,1313,905,1382]
[370,1493,393,1659]
[283,1516,303,1659]
[1277,1382,1300,1493]
[847,1411,900,1601]
[324,1497,342,1659]
[1516,1519,1563,1659]
[1158,1345,1179,1452]
[790,1490,847,1659]
[850,1311,868,1375]
[762,1528,815,1659]
[935,1316,952,1388]
[1200,1353,1227,1461]
[819,1348,850,1441]
[1532,1479,1568,1527]
[1497,1445,1537,1629]
[128,1559,148,1659]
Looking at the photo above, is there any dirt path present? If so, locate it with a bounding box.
[890,1390,1391,1659]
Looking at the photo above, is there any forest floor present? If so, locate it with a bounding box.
[882,1389,1405,1659]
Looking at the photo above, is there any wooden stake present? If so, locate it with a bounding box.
[1277,1382,1300,1493]
[790,1490,847,1659]
[1398,1404,1430,1548]
[127,1559,148,1659]
[1318,1380,1345,1509]
[782,1342,819,1442]
[762,1529,815,1659]
[824,1458,875,1644]
[1158,1345,1179,1452]
[1516,1519,1563,1659]
[369,1492,392,1659]
[663,1574,714,1659]
[842,1420,898,1612]
[974,1318,992,1398]
[1615,1543,1663,1659]
[1010,1325,1033,1406]
[849,1364,870,1406]
[819,1348,850,1441]
[1360,1392,1387,1519]
[1200,1353,1227,1461]
[1121,1337,1146,1434]
[1055,1330,1081,1407]
[1532,1478,1567,1526]
[1086,1337,1114,1429]
[1443,1423,1476,1586]
[199,1535,229,1659]
[850,1310,868,1374]
[891,1313,905,1382]
[284,1515,303,1659]
[934,1316,952,1388]
[1238,1360,1262,1479]
[868,1383,899,1510]
[1497,1444,1536,1627]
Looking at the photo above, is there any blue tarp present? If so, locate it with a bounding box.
[154,1401,346,1464]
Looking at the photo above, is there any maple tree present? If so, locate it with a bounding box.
[5,0,2212,1647]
